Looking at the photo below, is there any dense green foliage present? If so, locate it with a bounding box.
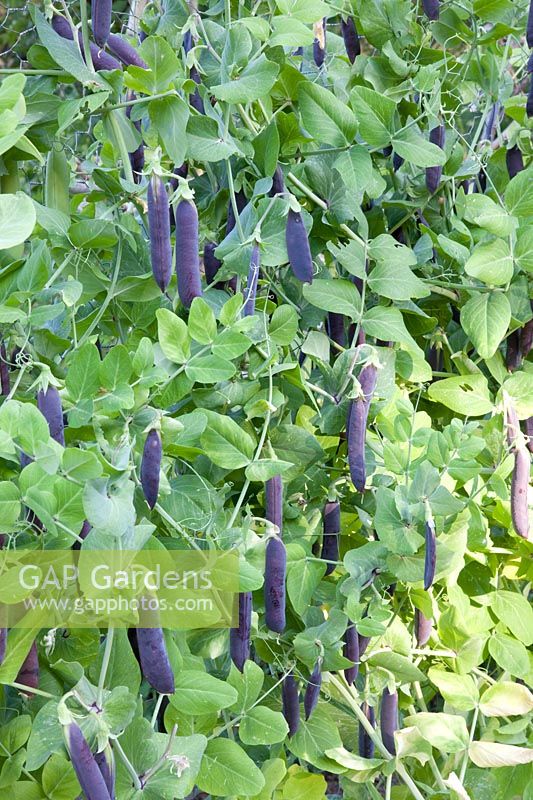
[0,0,532,798]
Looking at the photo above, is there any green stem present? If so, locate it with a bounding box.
[459,705,479,783]
[226,160,245,241]
[112,737,142,790]
[107,111,135,184]
[97,627,115,707]
[79,0,95,75]
[105,90,178,113]
[0,69,68,75]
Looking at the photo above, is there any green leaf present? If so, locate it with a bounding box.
[42,753,80,800]
[515,226,533,273]
[137,36,182,92]
[488,633,529,678]
[212,57,279,104]
[463,194,517,236]
[65,341,101,402]
[34,10,107,86]
[185,354,236,383]
[169,671,238,715]
[239,707,289,745]
[287,558,326,615]
[403,712,469,753]
[298,83,357,147]
[0,193,36,250]
[460,291,511,359]
[245,459,293,482]
[303,279,360,319]
[367,261,429,300]
[362,305,422,354]
[186,116,238,162]
[156,308,191,364]
[365,652,426,683]
[464,238,513,285]
[188,298,217,344]
[201,412,255,469]
[288,709,344,774]
[427,668,479,711]
[212,330,252,360]
[350,87,396,147]
[69,220,117,250]
[489,590,533,646]
[504,168,533,217]
[0,482,21,530]
[479,682,533,717]
[148,95,189,167]
[428,374,493,416]
[196,739,265,797]
[469,741,533,768]
[269,305,299,345]
[392,126,447,167]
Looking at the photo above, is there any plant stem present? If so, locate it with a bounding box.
[112,737,142,790]
[97,627,115,707]
[459,705,479,783]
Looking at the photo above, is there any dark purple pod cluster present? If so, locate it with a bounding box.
[136,627,175,693]
[92,0,112,47]
[230,591,252,671]
[286,209,313,283]
[347,363,378,492]
[243,245,261,317]
[65,722,113,800]
[304,660,322,719]
[426,124,445,193]
[344,625,359,685]
[107,34,147,68]
[358,702,375,758]
[51,15,121,71]
[147,174,172,292]
[175,198,202,308]
[313,18,326,67]
[0,343,10,395]
[422,0,439,20]
[380,687,398,755]
[340,17,360,63]
[38,386,65,446]
[321,500,340,575]
[511,447,530,540]
[264,537,286,633]
[423,519,436,590]
[16,641,39,694]
[282,672,300,736]
[414,608,432,646]
[140,429,162,509]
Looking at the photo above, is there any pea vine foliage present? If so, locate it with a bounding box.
[0,0,532,797]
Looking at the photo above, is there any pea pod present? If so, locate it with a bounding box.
[528,0,533,48]
[147,174,172,292]
[45,146,70,216]
[269,166,285,197]
[344,625,359,685]
[16,641,39,695]
[204,242,223,286]
[414,608,432,647]
[52,16,121,71]
[321,500,340,575]
[266,475,283,533]
[243,245,260,317]
[0,343,10,395]
[358,702,375,758]
[282,672,300,737]
[511,447,530,540]
[140,429,162,509]
[73,520,91,551]
[340,18,360,63]
[94,746,115,800]
[107,33,148,68]
[226,190,247,235]
[136,628,175,694]
[286,209,313,283]
[313,18,326,67]
[422,0,439,19]
[92,0,112,46]
[175,198,202,308]
[506,330,521,372]
[358,633,371,657]
[230,591,252,671]
[327,313,345,348]
[506,145,524,179]
[264,537,286,633]
[423,519,436,590]
[425,124,445,193]
[380,687,398,755]
[304,660,322,720]
[347,363,378,492]
[37,386,65,446]
[65,722,113,800]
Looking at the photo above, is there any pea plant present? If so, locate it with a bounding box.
[0,0,532,798]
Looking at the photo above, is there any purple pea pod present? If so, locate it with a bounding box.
[266,475,283,533]
[358,702,375,758]
[482,102,500,143]
[92,0,112,47]
[358,633,371,657]
[347,363,378,492]
[230,591,252,671]
[521,315,533,357]
[94,747,115,800]
[327,313,345,348]
[380,687,398,755]
[226,189,247,235]
[0,343,10,395]
[204,241,223,286]
[527,77,533,118]
[136,627,175,694]
[286,209,313,283]
[16,641,39,695]
[73,520,92,552]
[175,198,202,308]
[269,166,285,197]
[182,30,193,54]
[304,660,322,719]
[426,124,445,193]
[264,537,286,633]
[422,0,439,19]
[38,386,65,446]
[392,151,404,171]
[189,66,205,114]
[243,244,261,316]
[147,174,172,292]
[140,429,162,509]
[321,500,340,575]
[528,0,533,48]
[51,15,121,71]
[414,608,432,646]
[65,722,112,800]
[282,672,300,736]
[313,18,326,68]
[511,447,530,540]
[107,33,147,68]
[423,519,436,590]
[506,330,522,372]
[344,625,359,685]
[340,17,360,63]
